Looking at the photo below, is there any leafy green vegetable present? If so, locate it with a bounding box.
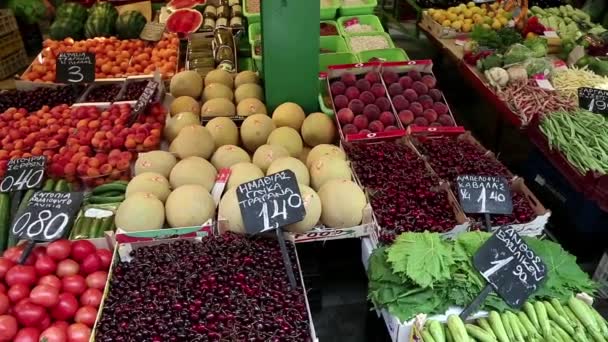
[477,54,504,72]
[524,37,549,58]
[471,25,523,53]
[7,0,47,24]
[503,44,533,66]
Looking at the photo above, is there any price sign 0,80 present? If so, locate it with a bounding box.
[11,191,83,242]
[578,87,608,115]
[236,170,306,235]
[456,175,513,215]
[56,52,95,84]
[0,156,46,193]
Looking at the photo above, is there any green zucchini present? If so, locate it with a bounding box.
[98,217,113,237]
[17,188,36,214]
[53,179,70,192]
[0,194,10,252]
[92,182,127,196]
[88,218,103,238]
[88,195,125,204]
[42,179,56,191]
[447,315,469,342]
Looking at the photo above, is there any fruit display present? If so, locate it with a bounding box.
[0,239,112,341]
[426,2,513,33]
[95,236,313,341]
[344,141,460,244]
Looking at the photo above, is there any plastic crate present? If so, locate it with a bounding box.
[337,15,384,36]
[319,52,358,73]
[243,0,260,23]
[248,22,261,45]
[357,48,409,63]
[320,0,340,19]
[0,10,19,38]
[252,42,262,74]
[346,32,395,53]
[339,0,378,16]
[320,35,349,54]
[0,48,28,80]
[320,20,339,36]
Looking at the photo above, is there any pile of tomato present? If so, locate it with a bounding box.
[0,239,111,341]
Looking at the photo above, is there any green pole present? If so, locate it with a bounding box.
[261,0,320,113]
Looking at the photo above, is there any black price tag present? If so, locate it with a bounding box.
[132,81,158,116]
[0,156,46,193]
[11,191,83,242]
[236,170,306,235]
[473,227,547,307]
[578,87,608,115]
[56,52,95,84]
[456,175,513,215]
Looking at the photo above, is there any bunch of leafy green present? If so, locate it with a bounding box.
[471,25,523,53]
[368,231,596,323]
[524,37,549,58]
[7,0,47,24]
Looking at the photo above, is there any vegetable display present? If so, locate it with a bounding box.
[551,66,608,100]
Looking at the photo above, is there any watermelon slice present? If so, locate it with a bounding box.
[166,8,203,36]
[167,0,206,11]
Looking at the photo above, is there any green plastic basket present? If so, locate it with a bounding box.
[346,32,395,53]
[320,36,349,54]
[320,0,340,19]
[319,52,358,73]
[320,20,339,36]
[252,41,262,74]
[339,0,377,16]
[248,23,261,45]
[357,48,409,63]
[318,93,334,115]
[238,57,255,72]
[243,0,260,23]
[337,15,384,36]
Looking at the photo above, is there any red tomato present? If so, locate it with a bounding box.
[32,247,46,258]
[85,271,107,290]
[0,258,15,279]
[61,275,86,296]
[5,265,36,287]
[56,260,79,278]
[3,247,34,265]
[79,254,101,275]
[39,326,67,342]
[66,323,90,342]
[8,284,30,303]
[0,315,17,341]
[13,327,40,342]
[35,313,50,331]
[46,240,71,261]
[0,293,8,315]
[14,301,45,327]
[29,284,59,307]
[74,306,97,327]
[34,254,57,276]
[70,241,96,263]
[38,275,62,290]
[79,288,102,308]
[0,283,6,293]
[51,321,69,331]
[95,249,112,270]
[50,293,78,321]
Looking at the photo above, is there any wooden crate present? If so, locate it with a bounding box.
[0,10,19,38]
[0,49,29,79]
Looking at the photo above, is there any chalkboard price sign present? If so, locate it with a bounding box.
[56,52,95,84]
[132,81,158,116]
[0,156,46,193]
[456,175,513,215]
[578,87,608,115]
[473,226,547,307]
[11,191,83,242]
[236,170,306,235]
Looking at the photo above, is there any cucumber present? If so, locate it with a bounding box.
[95,190,124,197]
[53,179,70,192]
[88,218,102,238]
[98,217,114,237]
[88,195,125,204]
[42,179,56,191]
[0,194,10,252]
[17,188,36,214]
[92,182,127,196]
[78,216,95,239]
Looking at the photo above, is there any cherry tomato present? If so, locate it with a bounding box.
[70,241,96,263]
[38,275,62,290]
[5,265,36,287]
[13,327,40,342]
[0,315,17,341]
[39,326,67,342]
[85,271,107,290]
[95,249,112,270]
[14,301,45,327]
[56,260,79,278]
[46,240,71,261]
[79,254,101,275]
[74,306,97,327]
[0,258,15,279]
[66,323,90,342]
[79,288,102,308]
[34,254,57,276]
[29,284,59,307]
[0,293,8,315]
[50,293,78,321]
[61,275,86,296]
[8,284,30,303]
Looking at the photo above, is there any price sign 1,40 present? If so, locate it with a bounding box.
[456,175,513,215]
[258,195,303,232]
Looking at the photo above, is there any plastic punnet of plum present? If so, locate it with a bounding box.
[119,80,156,101]
[95,235,312,342]
[85,84,122,103]
[0,85,85,113]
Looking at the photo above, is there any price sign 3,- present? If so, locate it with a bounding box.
[56,52,95,84]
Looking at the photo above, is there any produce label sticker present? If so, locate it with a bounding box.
[236,170,306,235]
[456,175,513,215]
[473,226,547,307]
[56,52,95,84]
[578,87,608,115]
[11,191,84,242]
[0,156,46,193]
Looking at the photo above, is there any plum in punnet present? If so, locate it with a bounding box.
[418,95,434,110]
[399,76,413,89]
[388,83,404,97]
[375,97,391,112]
[345,86,360,100]
[410,102,424,117]
[356,79,371,92]
[412,81,428,95]
[429,89,442,102]
[423,109,438,123]
[370,83,386,98]
[385,125,399,131]
[421,75,437,89]
[433,102,448,116]
[438,114,454,126]
[365,71,380,84]
[343,123,359,134]
[334,95,349,109]
[359,91,375,105]
[337,108,355,125]
[369,120,385,133]
[403,89,418,102]
[353,115,369,130]
[379,111,395,126]
[341,72,357,86]
[363,104,380,121]
[348,99,365,114]
[413,117,429,126]
[398,110,414,125]
[360,129,371,135]
[392,95,410,111]
[408,70,421,81]
[382,70,399,85]
[430,122,441,127]
[330,81,346,95]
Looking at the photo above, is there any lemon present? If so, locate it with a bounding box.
[447,12,457,21]
[474,15,484,24]
[442,19,452,27]
[457,14,465,20]
[462,23,472,32]
[448,6,458,14]
[435,13,446,22]
[498,16,508,25]
[428,8,436,15]
[484,17,493,24]
[458,3,467,10]
[451,21,463,30]
[467,1,475,7]
[471,7,480,14]
[480,8,487,15]
[463,9,473,18]
[487,11,495,17]
[432,12,442,21]
[482,23,491,29]
[491,19,501,30]
[490,2,499,10]
[464,18,473,25]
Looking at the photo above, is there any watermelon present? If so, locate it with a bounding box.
[50,18,84,40]
[166,9,203,35]
[167,0,206,11]
[89,2,119,22]
[116,11,147,39]
[85,16,115,38]
[55,3,88,22]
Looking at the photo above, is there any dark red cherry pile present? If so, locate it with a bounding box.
[95,234,312,342]
[345,141,457,244]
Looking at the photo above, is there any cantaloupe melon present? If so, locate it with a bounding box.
[170,156,217,191]
[218,187,245,234]
[298,146,311,165]
[165,185,215,228]
[170,96,200,116]
[164,112,201,142]
[170,70,203,98]
[205,117,239,147]
[285,184,321,233]
[272,102,306,130]
[126,172,171,202]
[237,98,267,116]
[201,98,236,117]
[169,125,216,159]
[301,112,336,146]
[234,70,259,88]
[228,162,264,189]
[202,83,234,102]
[205,69,234,88]
[115,192,165,231]
[134,151,177,178]
[211,145,251,170]
[266,127,303,157]
[234,83,264,104]
[306,144,346,168]
[241,114,275,152]
[310,155,351,190]
[252,144,289,172]
[267,157,310,186]
[318,179,366,228]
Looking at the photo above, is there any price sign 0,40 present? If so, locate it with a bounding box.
[56,52,95,84]
[456,175,513,215]
[578,87,608,115]
[0,156,46,193]
[236,170,306,235]
[11,191,83,242]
